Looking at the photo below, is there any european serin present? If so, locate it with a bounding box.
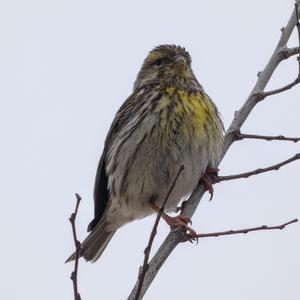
[67,45,224,263]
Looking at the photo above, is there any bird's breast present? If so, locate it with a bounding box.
[154,87,221,147]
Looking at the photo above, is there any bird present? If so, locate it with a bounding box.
[66,45,224,263]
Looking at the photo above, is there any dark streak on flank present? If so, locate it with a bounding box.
[110,106,149,172]
[120,133,149,199]
[111,179,116,197]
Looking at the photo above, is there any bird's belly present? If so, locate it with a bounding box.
[105,137,211,229]
[105,97,223,229]
[148,142,209,211]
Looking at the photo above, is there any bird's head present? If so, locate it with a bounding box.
[134,45,200,90]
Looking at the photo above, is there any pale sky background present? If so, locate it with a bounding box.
[0,1,299,299]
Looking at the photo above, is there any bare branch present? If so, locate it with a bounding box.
[262,77,300,98]
[69,194,82,300]
[189,219,298,239]
[296,3,300,73]
[222,4,300,158]
[257,4,300,100]
[217,153,300,182]
[127,5,300,300]
[133,165,184,300]
[278,46,299,59]
[233,130,300,143]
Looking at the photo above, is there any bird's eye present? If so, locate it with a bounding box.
[153,59,162,66]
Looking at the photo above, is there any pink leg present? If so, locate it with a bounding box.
[150,202,198,239]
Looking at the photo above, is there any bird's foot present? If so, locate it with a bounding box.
[150,202,198,242]
[206,167,220,176]
[162,214,198,241]
[201,167,219,201]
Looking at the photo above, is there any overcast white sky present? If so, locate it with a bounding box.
[0,1,299,299]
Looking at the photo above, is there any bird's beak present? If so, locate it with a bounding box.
[174,55,187,74]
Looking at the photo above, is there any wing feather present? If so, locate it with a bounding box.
[87,87,146,231]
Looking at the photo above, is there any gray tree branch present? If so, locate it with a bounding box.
[216,153,300,182]
[127,3,300,299]
[69,194,82,300]
[193,219,298,239]
[233,130,300,143]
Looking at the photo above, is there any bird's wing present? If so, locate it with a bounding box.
[87,88,147,231]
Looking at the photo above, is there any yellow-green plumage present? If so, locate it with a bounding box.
[66,44,224,263]
[160,87,220,138]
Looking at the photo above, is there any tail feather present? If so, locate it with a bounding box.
[66,221,116,263]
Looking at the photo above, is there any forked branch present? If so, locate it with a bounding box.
[69,194,82,300]
[259,3,300,100]
[262,77,299,98]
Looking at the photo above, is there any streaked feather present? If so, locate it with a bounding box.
[67,44,224,262]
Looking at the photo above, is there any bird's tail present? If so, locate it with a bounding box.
[65,221,116,263]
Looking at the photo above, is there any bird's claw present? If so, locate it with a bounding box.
[163,214,197,240]
[201,167,219,201]
[150,202,198,241]
[186,233,199,244]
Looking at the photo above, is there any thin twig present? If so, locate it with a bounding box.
[295,3,300,74]
[69,193,82,300]
[217,153,300,183]
[262,77,300,98]
[233,130,300,143]
[189,219,298,239]
[134,165,184,300]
